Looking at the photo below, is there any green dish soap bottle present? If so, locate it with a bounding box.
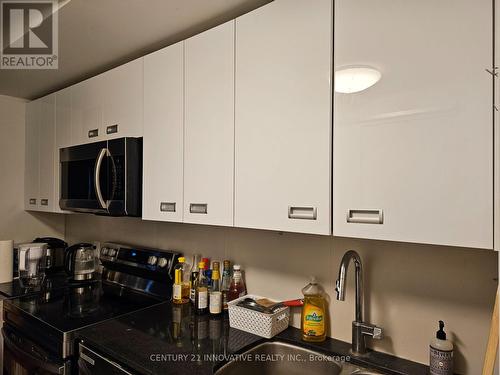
[301,277,327,342]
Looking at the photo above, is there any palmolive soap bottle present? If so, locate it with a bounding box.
[430,321,453,375]
[301,277,327,342]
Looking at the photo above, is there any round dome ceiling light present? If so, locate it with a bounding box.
[335,66,381,94]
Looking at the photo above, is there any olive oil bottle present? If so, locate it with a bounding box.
[301,277,327,342]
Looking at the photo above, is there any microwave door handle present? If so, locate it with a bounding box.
[94,148,109,210]
[108,150,117,203]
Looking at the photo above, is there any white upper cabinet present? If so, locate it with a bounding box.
[54,88,72,212]
[183,21,235,226]
[143,42,184,222]
[71,75,103,144]
[71,59,143,145]
[38,94,56,212]
[102,58,143,139]
[25,100,40,210]
[333,0,494,248]
[25,94,57,212]
[234,0,333,235]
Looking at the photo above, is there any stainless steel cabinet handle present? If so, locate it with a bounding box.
[160,202,176,212]
[106,124,118,134]
[88,129,99,138]
[346,209,384,224]
[40,199,48,206]
[80,352,95,366]
[288,206,317,220]
[94,148,110,209]
[190,203,207,214]
[29,198,36,205]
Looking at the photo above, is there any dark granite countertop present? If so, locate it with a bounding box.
[76,301,429,375]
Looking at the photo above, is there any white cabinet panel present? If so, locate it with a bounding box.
[102,58,143,139]
[54,88,72,212]
[143,42,184,222]
[333,0,493,248]
[234,0,332,235]
[25,100,40,210]
[184,21,235,226]
[71,76,103,145]
[38,94,56,212]
[25,95,57,212]
[495,0,500,252]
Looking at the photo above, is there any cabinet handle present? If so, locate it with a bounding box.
[106,124,118,135]
[346,209,384,224]
[288,206,317,220]
[80,352,95,366]
[190,203,207,214]
[29,198,37,205]
[40,199,48,206]
[160,202,176,212]
[88,129,99,138]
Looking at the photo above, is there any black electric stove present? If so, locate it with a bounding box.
[2,242,180,375]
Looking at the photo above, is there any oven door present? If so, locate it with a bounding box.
[2,325,70,375]
[78,343,133,375]
[59,141,109,214]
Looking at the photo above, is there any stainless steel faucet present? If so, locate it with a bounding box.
[335,250,383,354]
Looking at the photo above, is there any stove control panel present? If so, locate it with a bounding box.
[99,243,180,277]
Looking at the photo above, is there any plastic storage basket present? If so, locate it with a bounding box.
[228,295,290,338]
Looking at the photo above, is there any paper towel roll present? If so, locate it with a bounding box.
[0,240,14,283]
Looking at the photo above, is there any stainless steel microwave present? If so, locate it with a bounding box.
[59,137,142,216]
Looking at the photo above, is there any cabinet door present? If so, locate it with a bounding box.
[38,94,56,212]
[183,21,235,226]
[234,0,332,235]
[25,100,40,211]
[54,88,72,212]
[496,0,500,251]
[333,0,493,248]
[143,42,184,222]
[102,59,143,139]
[71,75,103,145]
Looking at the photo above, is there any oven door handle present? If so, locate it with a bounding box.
[2,328,67,374]
[95,148,110,210]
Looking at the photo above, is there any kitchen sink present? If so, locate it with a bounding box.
[214,341,383,375]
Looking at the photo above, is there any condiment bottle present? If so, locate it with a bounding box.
[227,264,246,302]
[194,262,208,315]
[189,261,201,304]
[173,257,190,304]
[209,262,222,315]
[221,260,232,310]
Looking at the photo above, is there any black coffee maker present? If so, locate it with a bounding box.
[33,237,68,275]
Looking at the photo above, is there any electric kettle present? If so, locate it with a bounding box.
[64,243,98,281]
[17,243,47,288]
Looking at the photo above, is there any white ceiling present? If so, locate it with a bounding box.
[0,0,272,100]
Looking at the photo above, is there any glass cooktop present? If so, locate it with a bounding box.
[0,273,71,299]
[6,281,165,333]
